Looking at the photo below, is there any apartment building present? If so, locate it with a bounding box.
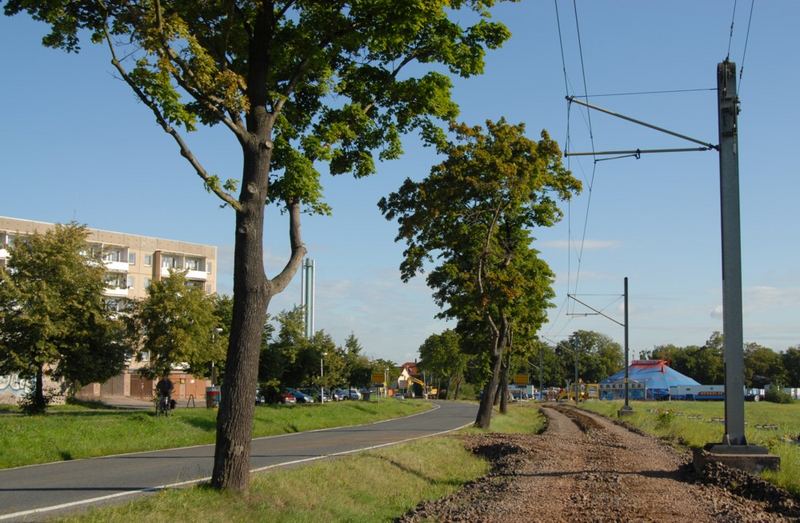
[0,216,218,404]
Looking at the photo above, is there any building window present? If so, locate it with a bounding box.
[162,255,181,269]
[128,252,136,265]
[145,278,151,289]
[105,273,125,288]
[144,254,152,266]
[127,275,135,289]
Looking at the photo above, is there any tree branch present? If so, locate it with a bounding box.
[98,12,242,212]
[152,0,248,144]
[269,199,307,294]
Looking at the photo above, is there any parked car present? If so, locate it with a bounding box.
[331,389,347,401]
[289,388,315,403]
[314,390,331,403]
[347,388,362,400]
[255,389,266,405]
[279,390,297,404]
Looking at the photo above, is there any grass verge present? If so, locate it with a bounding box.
[0,399,430,469]
[579,399,800,496]
[59,403,545,522]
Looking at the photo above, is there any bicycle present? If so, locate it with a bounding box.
[155,394,171,416]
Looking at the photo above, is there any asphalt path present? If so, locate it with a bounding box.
[0,401,477,521]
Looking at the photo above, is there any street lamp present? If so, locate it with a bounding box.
[320,352,327,404]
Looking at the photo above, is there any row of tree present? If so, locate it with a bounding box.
[644,332,800,388]
[418,328,800,396]
[258,307,396,402]
[0,223,389,414]
[418,329,624,397]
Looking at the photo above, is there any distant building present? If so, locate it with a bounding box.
[600,359,700,400]
[0,216,218,404]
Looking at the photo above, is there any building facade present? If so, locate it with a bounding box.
[0,216,218,403]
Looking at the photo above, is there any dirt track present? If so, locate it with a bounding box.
[399,405,799,522]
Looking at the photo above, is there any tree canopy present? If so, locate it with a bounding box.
[380,119,580,426]
[556,330,623,385]
[0,223,126,413]
[129,271,226,379]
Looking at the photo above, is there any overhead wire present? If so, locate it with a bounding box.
[726,0,738,60]
[738,0,755,91]
[574,88,716,98]
[570,0,598,308]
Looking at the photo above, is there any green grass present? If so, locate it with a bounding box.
[0,399,430,469]
[579,400,800,496]
[58,403,544,522]
[462,401,546,435]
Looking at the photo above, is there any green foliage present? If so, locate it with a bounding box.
[556,330,623,384]
[646,332,725,384]
[258,308,372,402]
[784,346,800,387]
[646,333,789,387]
[764,387,794,404]
[380,118,579,345]
[128,272,224,379]
[5,0,513,214]
[418,329,469,399]
[0,223,126,413]
[744,342,787,388]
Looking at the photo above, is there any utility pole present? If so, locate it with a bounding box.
[619,277,633,415]
[562,63,777,471]
[717,60,745,446]
[538,348,544,401]
[300,258,315,338]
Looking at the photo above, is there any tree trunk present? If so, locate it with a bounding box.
[475,345,503,428]
[211,147,271,492]
[33,365,46,414]
[499,355,509,414]
[454,376,461,400]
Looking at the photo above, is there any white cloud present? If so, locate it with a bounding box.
[710,304,723,319]
[540,239,620,250]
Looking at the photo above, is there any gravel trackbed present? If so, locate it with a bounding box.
[398,404,799,522]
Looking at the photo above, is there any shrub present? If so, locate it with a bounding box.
[765,388,793,404]
[656,409,676,427]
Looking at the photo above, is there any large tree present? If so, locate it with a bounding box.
[380,119,580,427]
[418,329,468,399]
[129,271,225,378]
[0,223,126,413]
[6,0,511,490]
[556,330,623,386]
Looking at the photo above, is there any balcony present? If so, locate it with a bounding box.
[103,287,129,298]
[104,260,130,273]
[186,269,208,281]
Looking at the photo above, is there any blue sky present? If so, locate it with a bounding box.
[1,1,798,364]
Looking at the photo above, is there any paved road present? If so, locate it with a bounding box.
[0,401,476,521]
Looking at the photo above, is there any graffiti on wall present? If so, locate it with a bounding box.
[0,374,33,404]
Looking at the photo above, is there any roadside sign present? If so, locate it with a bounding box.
[513,374,528,386]
[371,372,385,385]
